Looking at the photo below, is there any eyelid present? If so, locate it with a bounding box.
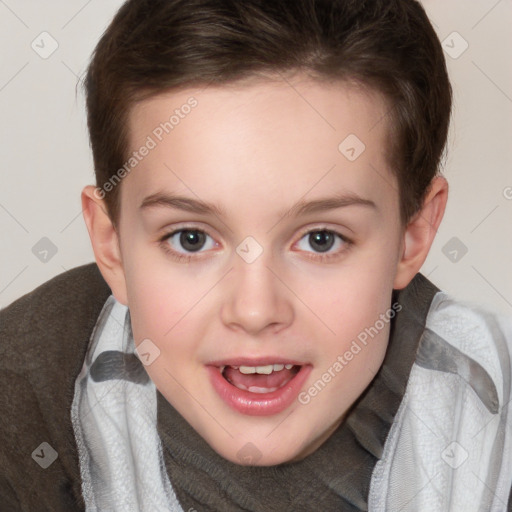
[158,221,217,240]
[294,224,352,243]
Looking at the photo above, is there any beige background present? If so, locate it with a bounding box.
[1,0,511,315]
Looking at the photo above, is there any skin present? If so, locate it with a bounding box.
[82,75,448,466]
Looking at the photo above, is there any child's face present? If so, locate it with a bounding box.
[116,77,405,465]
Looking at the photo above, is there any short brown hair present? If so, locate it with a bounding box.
[85,0,452,225]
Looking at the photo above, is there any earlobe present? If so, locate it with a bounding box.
[393,176,448,290]
[81,185,128,305]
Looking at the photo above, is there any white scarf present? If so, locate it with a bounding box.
[71,293,512,511]
[71,295,184,512]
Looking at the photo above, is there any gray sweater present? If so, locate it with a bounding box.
[4,264,507,511]
[0,264,110,511]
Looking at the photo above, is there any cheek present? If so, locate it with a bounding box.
[290,245,398,396]
[123,250,184,342]
[298,254,397,338]
[125,268,204,397]
[123,254,214,375]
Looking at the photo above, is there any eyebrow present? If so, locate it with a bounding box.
[139,192,377,218]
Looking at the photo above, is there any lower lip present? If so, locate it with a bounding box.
[207,365,312,416]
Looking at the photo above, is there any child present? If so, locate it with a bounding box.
[1,0,511,510]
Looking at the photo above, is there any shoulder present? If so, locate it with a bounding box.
[420,292,512,407]
[370,287,512,511]
[0,263,111,510]
[1,262,111,352]
[1,261,111,372]
[0,263,112,381]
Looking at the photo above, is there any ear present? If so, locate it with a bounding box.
[393,176,448,290]
[81,185,128,305]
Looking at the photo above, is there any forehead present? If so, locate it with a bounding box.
[122,76,397,222]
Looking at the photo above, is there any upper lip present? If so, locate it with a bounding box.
[207,357,306,367]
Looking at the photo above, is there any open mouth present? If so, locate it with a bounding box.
[221,364,301,393]
[208,361,311,416]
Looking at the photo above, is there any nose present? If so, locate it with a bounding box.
[220,254,294,336]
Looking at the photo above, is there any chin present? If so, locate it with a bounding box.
[219,444,302,467]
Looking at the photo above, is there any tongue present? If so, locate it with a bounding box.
[223,366,297,391]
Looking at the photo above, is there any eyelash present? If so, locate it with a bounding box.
[158,226,353,263]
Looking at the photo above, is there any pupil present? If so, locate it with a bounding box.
[309,231,334,253]
[180,230,205,252]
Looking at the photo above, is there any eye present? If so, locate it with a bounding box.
[164,229,216,254]
[296,229,348,255]
[160,226,350,263]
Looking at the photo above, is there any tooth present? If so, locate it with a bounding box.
[239,366,257,374]
[220,366,225,372]
[248,386,278,393]
[255,365,273,374]
[237,364,294,374]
